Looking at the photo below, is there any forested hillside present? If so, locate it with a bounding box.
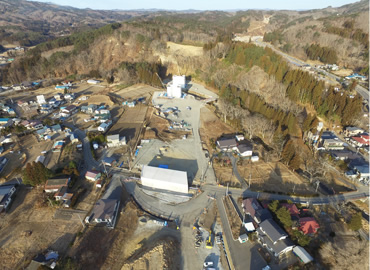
[0,0,148,46]
[262,0,369,73]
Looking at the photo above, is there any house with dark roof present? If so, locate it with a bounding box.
[85,176,122,228]
[256,219,294,257]
[242,198,272,224]
[299,217,320,235]
[217,138,237,151]
[237,140,253,157]
[44,177,70,193]
[344,126,364,137]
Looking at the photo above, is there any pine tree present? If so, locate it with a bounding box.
[348,212,362,231]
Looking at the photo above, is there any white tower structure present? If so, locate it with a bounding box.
[167,75,186,98]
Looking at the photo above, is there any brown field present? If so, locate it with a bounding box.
[85,94,115,107]
[213,162,241,188]
[199,106,236,152]
[0,187,82,270]
[108,104,148,146]
[114,84,157,100]
[238,160,317,195]
[223,196,242,240]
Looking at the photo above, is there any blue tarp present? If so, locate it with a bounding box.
[158,164,169,169]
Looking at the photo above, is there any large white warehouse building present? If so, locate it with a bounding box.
[167,75,186,98]
[141,165,188,194]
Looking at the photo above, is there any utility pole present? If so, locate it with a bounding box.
[76,213,85,228]
[226,183,229,196]
[315,180,320,193]
[293,184,296,194]
[101,161,108,176]
[249,173,251,188]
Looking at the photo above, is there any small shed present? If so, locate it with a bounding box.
[292,246,313,264]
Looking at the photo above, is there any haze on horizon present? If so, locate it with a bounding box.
[29,0,359,11]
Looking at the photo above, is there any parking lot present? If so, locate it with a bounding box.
[134,91,215,185]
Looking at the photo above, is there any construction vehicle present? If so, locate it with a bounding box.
[205,231,213,249]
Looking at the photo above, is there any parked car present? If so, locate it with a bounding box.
[203,262,213,267]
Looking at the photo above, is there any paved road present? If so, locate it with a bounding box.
[253,39,369,102]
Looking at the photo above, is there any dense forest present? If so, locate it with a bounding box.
[305,44,338,64]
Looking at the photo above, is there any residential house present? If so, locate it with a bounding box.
[351,134,369,147]
[122,100,136,107]
[330,150,362,161]
[235,134,245,141]
[52,141,64,152]
[85,177,122,228]
[54,186,68,201]
[81,104,97,114]
[237,141,253,157]
[323,139,345,150]
[85,199,120,228]
[107,134,126,147]
[280,203,300,217]
[102,156,116,167]
[217,138,237,151]
[12,84,23,91]
[0,184,17,212]
[85,170,102,182]
[69,133,79,144]
[36,126,51,139]
[0,118,13,129]
[344,126,364,137]
[35,155,46,164]
[98,120,112,133]
[27,250,59,269]
[60,105,78,117]
[51,124,62,133]
[299,217,320,235]
[256,219,294,257]
[95,114,110,122]
[54,93,64,100]
[44,177,70,193]
[242,198,272,224]
[27,120,43,130]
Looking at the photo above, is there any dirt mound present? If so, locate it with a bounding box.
[121,238,180,270]
[88,94,115,107]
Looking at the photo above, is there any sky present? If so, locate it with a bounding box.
[30,0,359,11]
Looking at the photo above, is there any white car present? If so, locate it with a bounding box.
[203,262,213,267]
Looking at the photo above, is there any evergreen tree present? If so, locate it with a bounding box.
[348,212,362,231]
[276,207,293,228]
[268,200,279,213]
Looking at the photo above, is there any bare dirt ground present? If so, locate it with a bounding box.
[332,68,354,77]
[85,94,115,107]
[198,201,217,231]
[41,45,74,59]
[0,187,81,270]
[199,106,236,152]
[113,84,157,100]
[121,238,180,270]
[213,162,241,188]
[167,42,203,57]
[222,196,242,240]
[108,104,148,146]
[238,160,317,195]
[69,199,181,270]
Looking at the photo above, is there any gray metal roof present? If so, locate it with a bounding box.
[259,219,288,243]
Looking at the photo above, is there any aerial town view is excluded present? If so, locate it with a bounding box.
[0,0,369,269]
